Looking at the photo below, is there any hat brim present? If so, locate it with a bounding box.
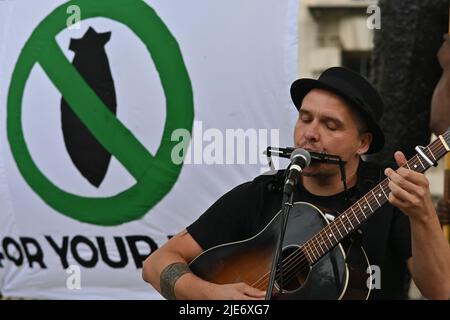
[290,78,385,154]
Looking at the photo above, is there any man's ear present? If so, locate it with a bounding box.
[357,132,373,155]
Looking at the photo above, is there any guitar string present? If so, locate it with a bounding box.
[251,142,446,290]
[250,172,390,289]
[250,182,382,288]
[250,179,385,290]
[250,142,447,291]
[259,140,449,290]
[252,180,387,290]
[251,144,444,291]
[251,157,422,291]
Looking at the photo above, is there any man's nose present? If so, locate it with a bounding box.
[304,122,320,142]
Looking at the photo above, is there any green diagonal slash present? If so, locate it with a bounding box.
[7,0,194,226]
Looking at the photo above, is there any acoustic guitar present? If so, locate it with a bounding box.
[189,127,450,300]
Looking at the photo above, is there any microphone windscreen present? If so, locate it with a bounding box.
[290,148,311,166]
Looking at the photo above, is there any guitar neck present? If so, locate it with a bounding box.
[303,131,450,265]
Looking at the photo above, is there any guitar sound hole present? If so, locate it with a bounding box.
[275,246,310,292]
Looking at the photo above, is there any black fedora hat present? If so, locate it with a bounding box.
[290,67,385,154]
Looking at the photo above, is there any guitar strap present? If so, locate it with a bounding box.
[345,160,386,264]
[355,160,384,196]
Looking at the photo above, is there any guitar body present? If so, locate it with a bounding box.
[189,202,371,300]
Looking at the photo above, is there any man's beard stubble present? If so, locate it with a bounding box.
[301,162,339,179]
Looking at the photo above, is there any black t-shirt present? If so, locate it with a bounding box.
[187,161,412,300]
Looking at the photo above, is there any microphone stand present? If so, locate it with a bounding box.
[265,180,295,300]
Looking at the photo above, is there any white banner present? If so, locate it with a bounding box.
[0,0,299,299]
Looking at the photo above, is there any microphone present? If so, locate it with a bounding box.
[283,148,311,195]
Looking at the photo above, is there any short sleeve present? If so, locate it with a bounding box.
[391,208,412,261]
[187,181,258,250]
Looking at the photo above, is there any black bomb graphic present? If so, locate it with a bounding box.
[61,27,117,187]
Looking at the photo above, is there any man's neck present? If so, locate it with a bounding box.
[301,161,360,196]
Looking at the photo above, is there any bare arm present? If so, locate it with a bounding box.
[407,210,450,300]
[430,34,450,136]
[142,229,266,300]
[430,74,450,135]
[385,152,450,299]
[142,230,207,299]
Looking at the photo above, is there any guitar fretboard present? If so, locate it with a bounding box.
[302,130,450,265]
